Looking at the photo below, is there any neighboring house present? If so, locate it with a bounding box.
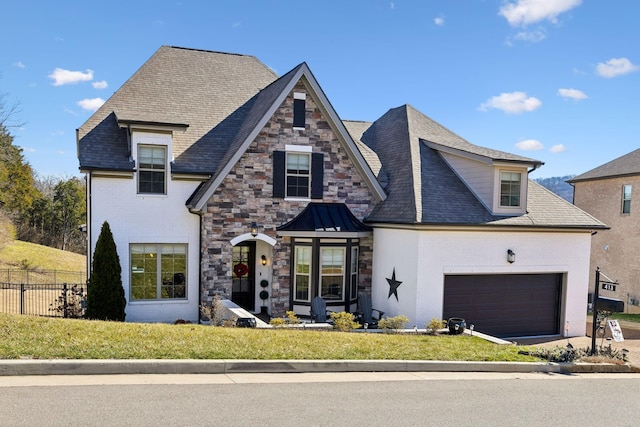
[569,149,640,312]
[78,46,605,338]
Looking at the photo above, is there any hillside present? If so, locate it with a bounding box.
[0,213,86,272]
[534,175,575,202]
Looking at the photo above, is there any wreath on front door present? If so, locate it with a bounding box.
[233,263,249,277]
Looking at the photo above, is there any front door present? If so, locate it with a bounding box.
[232,242,255,311]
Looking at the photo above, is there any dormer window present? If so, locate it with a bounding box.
[500,171,521,207]
[293,92,306,129]
[138,145,166,194]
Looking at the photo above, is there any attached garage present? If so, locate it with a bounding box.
[443,273,563,338]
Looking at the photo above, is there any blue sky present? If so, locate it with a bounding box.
[1,0,638,179]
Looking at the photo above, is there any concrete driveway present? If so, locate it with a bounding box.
[517,320,640,368]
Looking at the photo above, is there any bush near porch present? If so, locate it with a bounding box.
[0,313,538,362]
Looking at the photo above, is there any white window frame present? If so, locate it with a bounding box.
[350,247,359,300]
[492,167,527,215]
[130,243,187,301]
[294,246,312,302]
[285,145,312,200]
[137,145,167,194]
[319,247,345,302]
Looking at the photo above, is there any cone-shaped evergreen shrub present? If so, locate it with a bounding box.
[85,221,126,321]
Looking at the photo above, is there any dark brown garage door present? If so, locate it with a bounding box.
[443,274,562,338]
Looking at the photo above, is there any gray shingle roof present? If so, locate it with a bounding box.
[78,46,278,172]
[568,148,640,183]
[358,105,605,229]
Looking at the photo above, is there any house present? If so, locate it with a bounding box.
[77,46,605,338]
[569,149,640,313]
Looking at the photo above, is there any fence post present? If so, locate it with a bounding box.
[20,283,25,315]
[63,283,68,318]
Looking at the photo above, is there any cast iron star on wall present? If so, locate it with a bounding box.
[386,268,402,301]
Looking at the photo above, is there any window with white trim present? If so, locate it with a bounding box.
[622,184,632,214]
[138,145,166,194]
[291,238,359,305]
[500,171,521,207]
[130,244,186,300]
[286,152,311,198]
[320,248,345,301]
[350,247,359,299]
[294,246,311,302]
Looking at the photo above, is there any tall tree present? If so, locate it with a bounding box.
[85,221,126,321]
[53,177,86,251]
[0,125,39,216]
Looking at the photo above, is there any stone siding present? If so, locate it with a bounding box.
[200,80,378,316]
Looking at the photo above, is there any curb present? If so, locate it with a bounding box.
[0,359,636,376]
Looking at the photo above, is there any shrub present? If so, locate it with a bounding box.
[378,315,409,332]
[200,294,227,326]
[85,221,126,321]
[425,317,445,335]
[286,311,300,325]
[330,311,361,332]
[49,284,86,318]
[269,317,286,327]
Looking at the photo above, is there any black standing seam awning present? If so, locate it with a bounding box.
[276,203,372,237]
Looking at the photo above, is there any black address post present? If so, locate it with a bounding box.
[591,267,600,356]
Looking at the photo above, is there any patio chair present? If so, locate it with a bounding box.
[355,294,384,328]
[310,296,330,323]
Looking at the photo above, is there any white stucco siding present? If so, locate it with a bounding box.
[89,174,202,323]
[372,227,592,336]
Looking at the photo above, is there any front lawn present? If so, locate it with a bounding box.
[0,313,539,362]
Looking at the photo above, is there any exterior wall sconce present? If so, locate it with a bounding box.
[250,222,258,237]
[261,255,267,266]
[507,249,516,264]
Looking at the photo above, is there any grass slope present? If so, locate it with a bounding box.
[0,313,538,362]
[0,217,85,272]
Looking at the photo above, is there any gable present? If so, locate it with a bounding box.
[187,66,386,212]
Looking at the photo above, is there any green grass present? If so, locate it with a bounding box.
[610,313,640,323]
[0,313,540,362]
[0,239,86,272]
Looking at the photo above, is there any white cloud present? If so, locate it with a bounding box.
[13,61,25,68]
[550,144,566,153]
[49,68,94,86]
[478,91,542,114]
[77,98,105,111]
[92,80,108,89]
[390,2,395,9]
[510,28,546,43]
[434,16,445,26]
[516,139,544,151]
[499,0,582,27]
[558,88,587,100]
[595,57,639,78]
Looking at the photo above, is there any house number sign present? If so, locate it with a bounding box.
[601,283,616,292]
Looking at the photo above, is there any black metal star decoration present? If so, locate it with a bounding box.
[386,268,402,301]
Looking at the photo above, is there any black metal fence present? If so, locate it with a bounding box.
[0,270,87,318]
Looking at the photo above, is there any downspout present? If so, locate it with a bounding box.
[87,171,92,281]
[188,207,203,324]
